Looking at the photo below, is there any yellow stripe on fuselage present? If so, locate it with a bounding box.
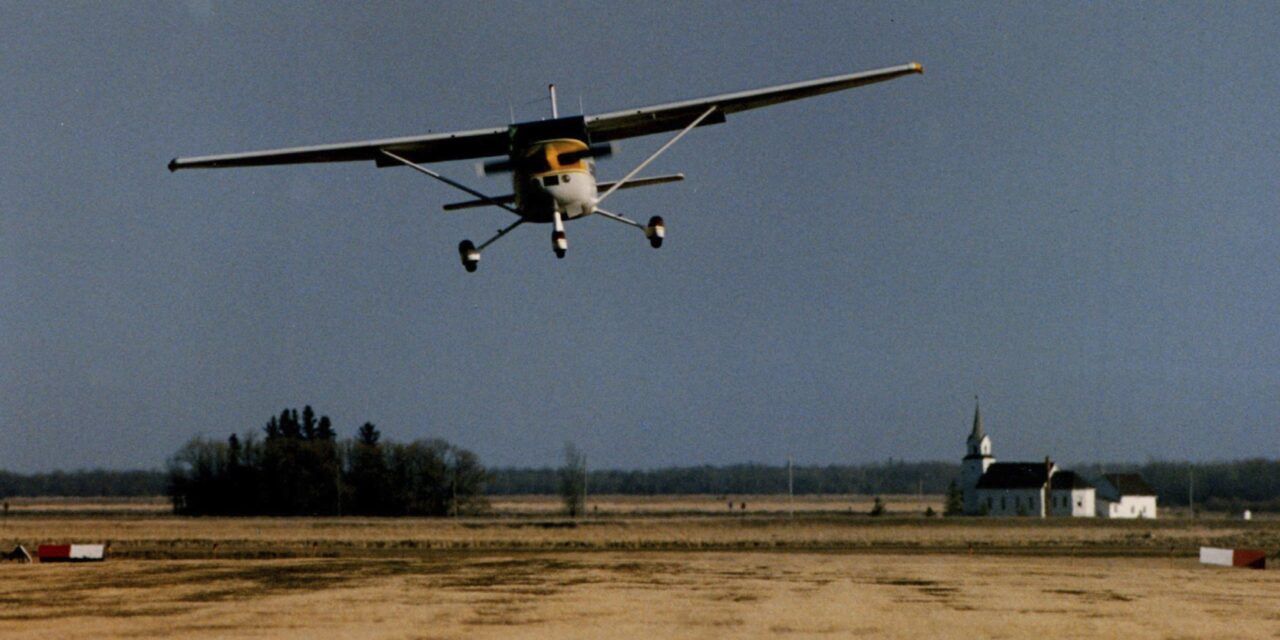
[528,139,590,177]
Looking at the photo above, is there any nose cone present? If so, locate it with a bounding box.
[544,173,596,219]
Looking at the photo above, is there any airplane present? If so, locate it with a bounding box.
[169,62,922,272]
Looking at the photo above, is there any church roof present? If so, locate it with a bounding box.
[968,399,985,441]
[1101,473,1156,496]
[975,462,1050,490]
[1050,471,1093,490]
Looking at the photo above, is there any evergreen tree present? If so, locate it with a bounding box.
[264,416,281,440]
[302,405,318,440]
[357,422,380,446]
[316,416,336,441]
[944,479,964,516]
[346,427,388,515]
[279,409,301,440]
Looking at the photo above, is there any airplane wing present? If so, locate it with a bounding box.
[586,62,922,142]
[169,62,920,172]
[168,126,509,171]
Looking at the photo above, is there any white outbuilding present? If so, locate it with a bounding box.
[1095,473,1158,519]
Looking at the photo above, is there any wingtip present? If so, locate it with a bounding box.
[910,62,924,74]
[167,158,178,172]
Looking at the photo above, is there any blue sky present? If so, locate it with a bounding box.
[2,2,1278,472]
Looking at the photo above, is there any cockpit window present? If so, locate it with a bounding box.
[543,175,560,186]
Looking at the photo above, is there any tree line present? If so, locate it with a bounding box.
[491,459,1280,511]
[5,455,1280,513]
[0,469,166,497]
[491,461,962,496]
[167,407,487,516]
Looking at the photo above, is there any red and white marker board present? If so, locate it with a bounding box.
[37,544,106,562]
[1200,547,1266,570]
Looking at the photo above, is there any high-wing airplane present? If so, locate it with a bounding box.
[170,62,922,272]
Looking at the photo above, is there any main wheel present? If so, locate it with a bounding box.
[645,216,665,249]
[458,240,480,272]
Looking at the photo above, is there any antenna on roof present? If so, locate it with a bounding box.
[549,84,558,118]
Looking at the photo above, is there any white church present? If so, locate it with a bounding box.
[961,401,1157,519]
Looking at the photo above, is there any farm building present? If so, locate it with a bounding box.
[1095,473,1158,519]
[959,401,1146,518]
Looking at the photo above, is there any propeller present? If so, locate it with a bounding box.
[476,142,616,176]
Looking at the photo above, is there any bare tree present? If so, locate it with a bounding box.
[559,442,586,518]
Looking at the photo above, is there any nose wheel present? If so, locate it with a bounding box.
[552,209,568,259]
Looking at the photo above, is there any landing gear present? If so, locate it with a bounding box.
[645,216,665,249]
[459,240,480,272]
[552,209,568,259]
[595,207,666,250]
[456,218,526,273]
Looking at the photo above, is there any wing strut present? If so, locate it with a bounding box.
[479,218,525,251]
[594,208,644,230]
[594,106,717,207]
[378,150,523,217]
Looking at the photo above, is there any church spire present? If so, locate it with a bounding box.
[969,396,985,440]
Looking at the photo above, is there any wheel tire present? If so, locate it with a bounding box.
[459,240,478,272]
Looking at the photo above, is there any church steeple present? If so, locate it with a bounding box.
[969,396,985,440]
[964,396,992,460]
[961,396,995,515]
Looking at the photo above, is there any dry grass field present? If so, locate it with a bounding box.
[2,496,1277,639]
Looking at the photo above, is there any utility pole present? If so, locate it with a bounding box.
[1189,466,1195,519]
[788,456,794,519]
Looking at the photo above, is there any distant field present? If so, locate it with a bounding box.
[3,551,1278,638]
[492,493,943,515]
[2,494,1274,558]
[3,494,938,516]
[2,496,1276,638]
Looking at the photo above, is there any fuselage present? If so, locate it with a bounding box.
[512,138,598,223]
